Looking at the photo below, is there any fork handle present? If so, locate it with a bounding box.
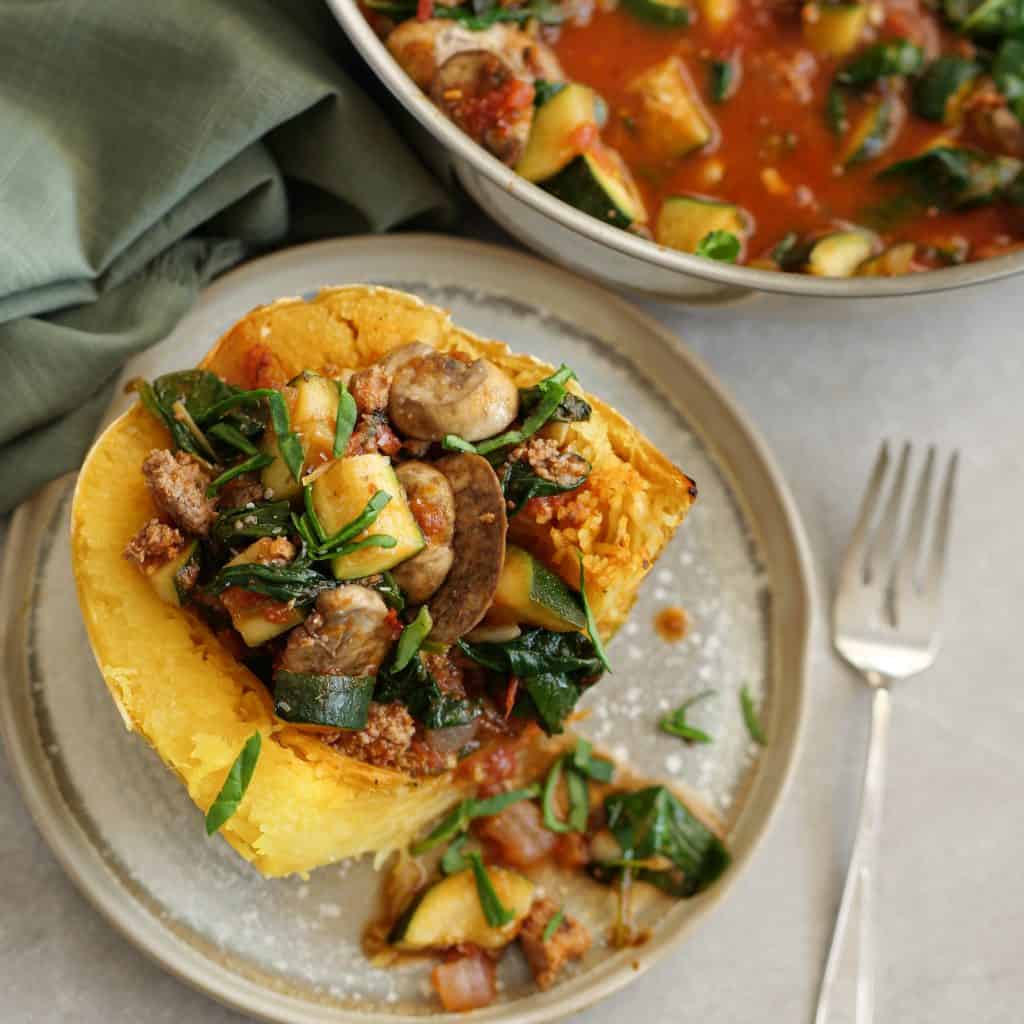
[814,681,892,1024]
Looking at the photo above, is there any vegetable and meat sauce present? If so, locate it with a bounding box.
[126,343,730,1007]
[366,0,1024,275]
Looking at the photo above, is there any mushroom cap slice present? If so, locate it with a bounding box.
[432,50,535,166]
[389,350,519,442]
[391,460,457,605]
[427,454,508,643]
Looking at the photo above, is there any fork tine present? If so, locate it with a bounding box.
[924,450,958,599]
[895,445,936,593]
[837,442,891,593]
[866,442,911,583]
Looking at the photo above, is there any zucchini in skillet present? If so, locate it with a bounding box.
[623,0,691,26]
[656,196,750,255]
[540,145,647,229]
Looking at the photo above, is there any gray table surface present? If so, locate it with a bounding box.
[3,221,1022,1023]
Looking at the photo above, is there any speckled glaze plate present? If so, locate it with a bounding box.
[0,236,812,1023]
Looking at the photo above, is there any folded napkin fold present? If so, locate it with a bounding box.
[0,0,455,513]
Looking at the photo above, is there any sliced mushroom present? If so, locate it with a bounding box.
[389,351,519,442]
[279,585,394,677]
[428,454,508,643]
[391,461,457,604]
[432,51,534,166]
[385,18,447,90]
[380,341,434,376]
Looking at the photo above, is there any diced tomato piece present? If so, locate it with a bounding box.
[432,948,496,1012]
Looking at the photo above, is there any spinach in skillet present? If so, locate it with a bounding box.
[458,628,605,734]
[877,146,1023,208]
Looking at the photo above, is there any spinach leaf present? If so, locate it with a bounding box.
[603,786,731,897]
[333,385,358,458]
[459,628,604,735]
[204,561,335,606]
[826,85,848,136]
[211,500,293,547]
[205,732,261,835]
[206,453,274,497]
[993,39,1024,119]
[374,571,406,612]
[836,40,923,87]
[499,458,590,515]
[709,58,737,103]
[376,654,478,730]
[412,785,540,854]
[534,79,567,107]
[364,0,563,28]
[519,375,592,423]
[945,0,1024,35]
[695,230,740,263]
[877,146,1023,208]
[571,737,614,782]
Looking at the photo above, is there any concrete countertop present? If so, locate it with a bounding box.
[2,223,1021,1023]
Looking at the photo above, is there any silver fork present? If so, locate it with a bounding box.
[814,441,958,1024]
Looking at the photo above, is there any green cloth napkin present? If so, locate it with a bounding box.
[0,0,455,514]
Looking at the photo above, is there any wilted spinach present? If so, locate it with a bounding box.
[877,146,1023,208]
[376,654,478,730]
[211,501,293,548]
[500,458,590,515]
[204,560,335,606]
[836,40,923,87]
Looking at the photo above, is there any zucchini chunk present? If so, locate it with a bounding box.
[516,83,598,184]
[261,372,341,502]
[390,868,536,951]
[623,0,691,26]
[541,145,647,229]
[913,56,979,124]
[312,454,425,580]
[626,57,714,160]
[802,4,868,58]
[148,540,200,607]
[223,541,305,646]
[489,545,586,631]
[806,231,877,277]
[857,242,918,276]
[273,671,375,730]
[655,195,750,254]
[840,94,905,167]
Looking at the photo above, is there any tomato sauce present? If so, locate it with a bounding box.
[550,2,1021,260]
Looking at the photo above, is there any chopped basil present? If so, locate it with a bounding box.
[826,85,848,136]
[443,365,577,456]
[542,740,607,833]
[375,571,406,612]
[441,834,471,875]
[206,453,274,497]
[695,230,740,263]
[603,786,730,897]
[467,851,515,927]
[578,552,612,673]
[519,369,591,424]
[740,686,766,744]
[542,908,565,942]
[571,738,614,782]
[392,606,432,672]
[411,785,540,854]
[211,500,293,547]
[333,385,358,458]
[660,690,716,744]
[296,487,392,560]
[205,732,261,835]
[542,756,573,833]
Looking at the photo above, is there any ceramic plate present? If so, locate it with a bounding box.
[0,236,812,1023]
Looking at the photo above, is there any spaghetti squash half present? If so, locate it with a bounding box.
[71,286,694,877]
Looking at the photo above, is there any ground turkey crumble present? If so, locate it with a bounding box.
[508,437,589,489]
[141,449,217,536]
[329,702,454,775]
[124,519,186,570]
[518,896,591,990]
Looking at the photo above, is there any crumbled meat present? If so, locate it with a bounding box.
[329,702,453,775]
[964,81,1024,158]
[422,651,468,697]
[508,437,589,489]
[518,897,591,990]
[279,585,394,676]
[124,518,186,570]
[348,364,391,415]
[346,412,403,457]
[218,473,266,510]
[142,449,217,536]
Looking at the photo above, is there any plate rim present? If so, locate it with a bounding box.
[0,235,816,1024]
